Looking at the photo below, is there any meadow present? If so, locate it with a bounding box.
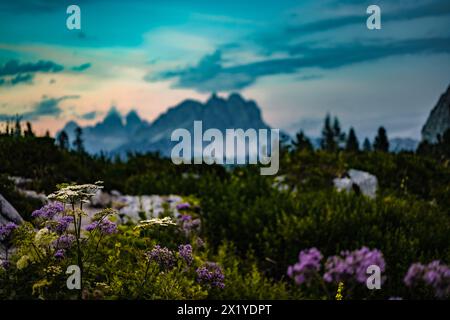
[1,128,450,300]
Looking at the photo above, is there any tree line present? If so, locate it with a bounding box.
[292,114,390,153]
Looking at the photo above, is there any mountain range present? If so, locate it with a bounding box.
[61,87,450,157]
[61,93,271,156]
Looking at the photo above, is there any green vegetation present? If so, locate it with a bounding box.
[1,119,450,299]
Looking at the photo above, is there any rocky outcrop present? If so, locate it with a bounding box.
[86,190,183,223]
[422,85,450,143]
[333,169,378,199]
[0,193,23,225]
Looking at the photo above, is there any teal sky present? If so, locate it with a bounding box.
[0,0,449,140]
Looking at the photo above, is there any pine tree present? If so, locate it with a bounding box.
[332,117,346,148]
[321,114,337,152]
[5,120,10,136]
[24,121,35,137]
[14,115,22,137]
[58,130,69,150]
[345,127,359,152]
[363,138,372,152]
[321,114,346,152]
[373,126,389,152]
[292,130,313,152]
[73,126,85,153]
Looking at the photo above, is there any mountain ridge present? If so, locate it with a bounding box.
[60,93,271,156]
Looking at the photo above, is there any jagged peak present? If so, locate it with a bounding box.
[206,92,226,105]
[103,106,123,126]
[228,92,245,102]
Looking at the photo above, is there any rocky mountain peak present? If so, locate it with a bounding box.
[125,110,142,128]
[422,85,450,143]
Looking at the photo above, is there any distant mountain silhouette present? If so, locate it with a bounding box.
[60,93,271,156]
[389,138,418,153]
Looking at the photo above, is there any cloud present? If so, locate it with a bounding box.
[0,73,34,86]
[72,63,92,72]
[0,0,87,12]
[79,111,98,120]
[286,0,450,36]
[10,73,33,85]
[148,50,254,92]
[0,59,63,77]
[150,37,450,92]
[0,95,80,121]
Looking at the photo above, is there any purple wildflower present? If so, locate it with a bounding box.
[1,260,10,270]
[179,214,192,222]
[53,234,75,249]
[287,248,323,286]
[323,247,385,284]
[52,216,74,234]
[176,203,191,211]
[404,261,450,298]
[196,262,225,289]
[0,222,18,241]
[178,244,193,265]
[54,249,65,259]
[182,218,201,235]
[32,202,64,220]
[404,263,425,287]
[85,219,117,235]
[146,245,175,269]
[196,237,205,248]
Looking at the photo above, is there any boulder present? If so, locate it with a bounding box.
[333,169,378,199]
[18,189,47,204]
[90,190,112,208]
[0,193,24,225]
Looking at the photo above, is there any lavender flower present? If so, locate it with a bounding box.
[404,261,450,298]
[1,260,10,270]
[0,222,18,241]
[32,202,64,220]
[146,245,175,269]
[403,263,425,287]
[182,218,201,235]
[178,244,193,265]
[287,248,323,286]
[52,216,74,234]
[53,234,75,249]
[85,219,117,235]
[179,214,192,222]
[54,249,65,259]
[176,203,191,211]
[196,262,225,289]
[323,247,385,284]
[196,237,205,248]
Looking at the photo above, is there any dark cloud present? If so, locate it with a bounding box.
[0,0,86,13]
[0,95,79,121]
[0,59,63,76]
[72,63,92,72]
[148,51,254,92]
[0,73,34,86]
[80,111,98,120]
[10,73,33,85]
[286,0,450,37]
[150,37,450,92]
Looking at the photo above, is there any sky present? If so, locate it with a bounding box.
[0,0,449,140]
